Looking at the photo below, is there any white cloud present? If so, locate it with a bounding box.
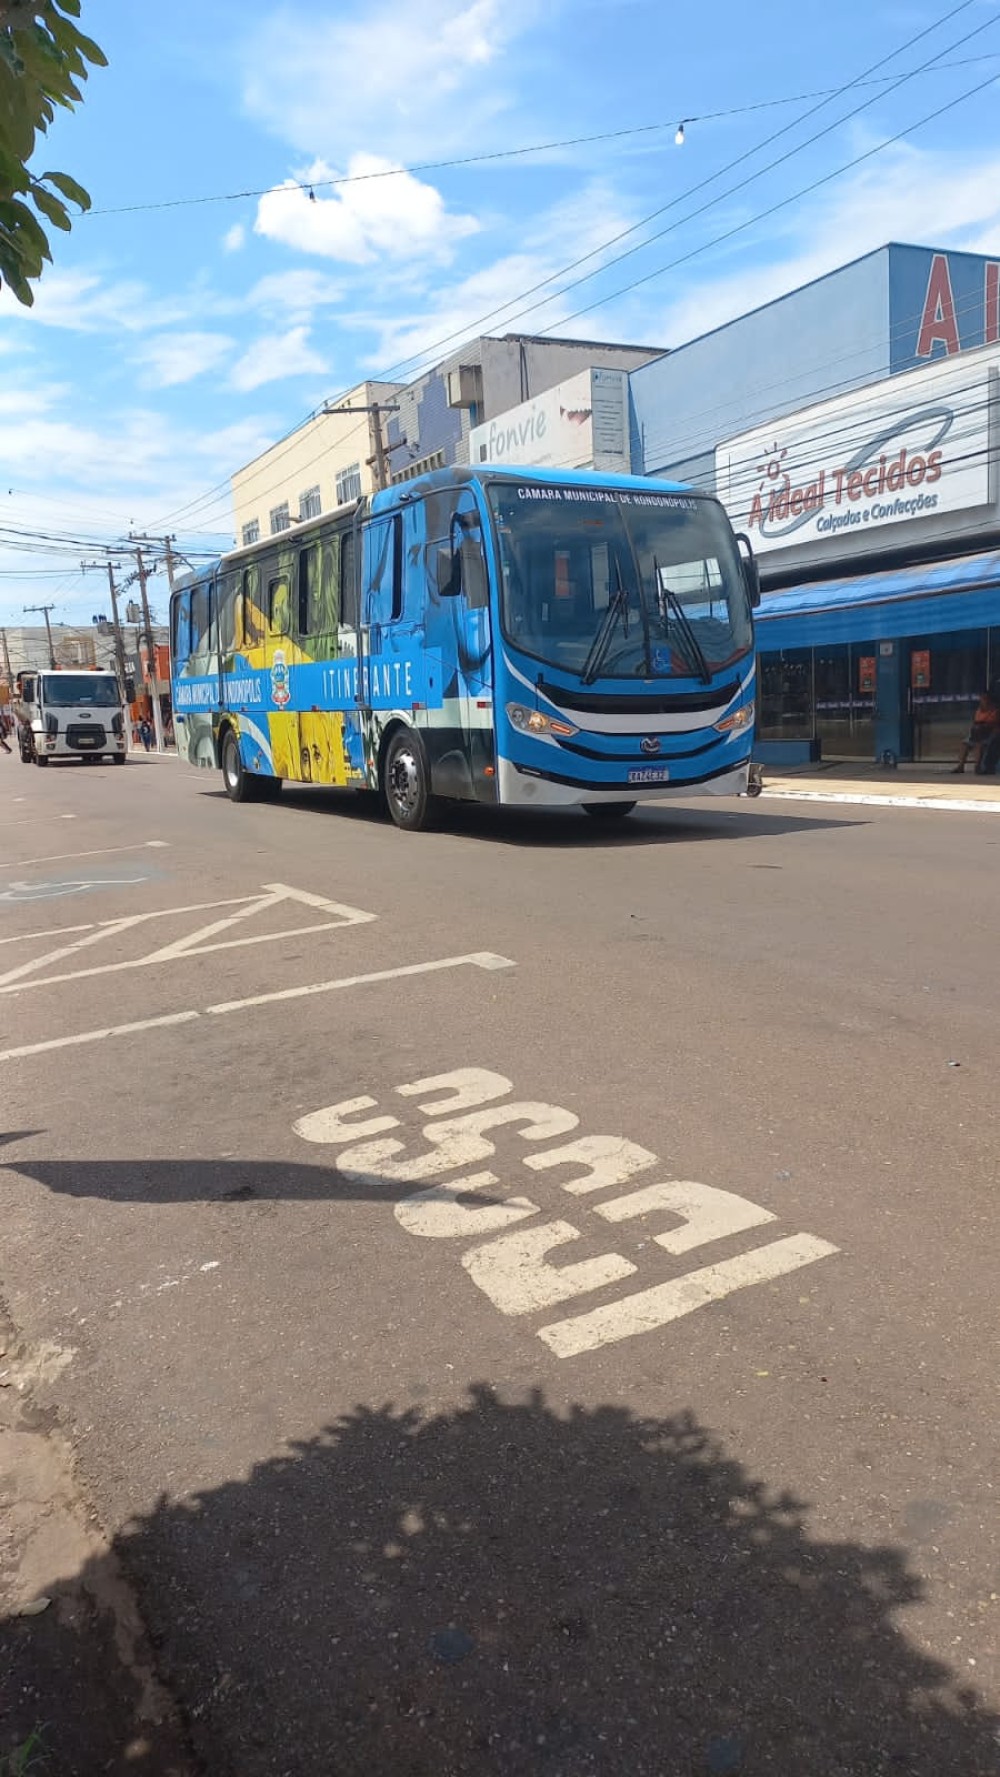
[240,0,532,163]
[223,222,247,253]
[134,330,235,388]
[358,179,637,371]
[246,268,345,324]
[229,323,329,392]
[0,267,194,334]
[254,155,479,266]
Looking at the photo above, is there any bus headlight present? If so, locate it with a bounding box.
[506,702,577,738]
[714,702,754,734]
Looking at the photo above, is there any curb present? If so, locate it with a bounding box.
[761,787,1000,814]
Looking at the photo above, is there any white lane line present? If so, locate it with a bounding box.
[0,1011,199,1063]
[207,951,515,1015]
[0,952,516,1061]
[6,815,77,825]
[0,897,256,950]
[538,1233,840,1358]
[0,840,169,872]
[763,789,1000,815]
[0,885,375,993]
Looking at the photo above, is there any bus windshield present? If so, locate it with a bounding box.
[489,483,752,681]
[41,674,120,708]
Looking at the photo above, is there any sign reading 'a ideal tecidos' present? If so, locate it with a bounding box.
[715,353,995,556]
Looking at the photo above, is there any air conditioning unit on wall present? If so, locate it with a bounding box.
[446,365,483,409]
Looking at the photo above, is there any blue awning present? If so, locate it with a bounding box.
[755,546,1000,650]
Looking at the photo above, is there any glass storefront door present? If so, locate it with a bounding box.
[813,642,876,758]
[910,629,992,762]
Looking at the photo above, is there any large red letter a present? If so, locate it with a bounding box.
[915,254,960,358]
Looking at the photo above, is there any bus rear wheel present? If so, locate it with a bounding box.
[382,728,437,832]
[221,730,258,803]
[582,800,635,820]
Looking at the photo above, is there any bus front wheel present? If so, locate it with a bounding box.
[382,728,437,831]
[582,801,635,820]
[221,730,258,804]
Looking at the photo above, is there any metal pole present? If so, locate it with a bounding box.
[23,603,57,668]
[0,627,11,682]
[105,563,128,693]
[134,548,164,753]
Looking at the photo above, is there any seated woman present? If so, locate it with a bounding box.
[952,686,1000,773]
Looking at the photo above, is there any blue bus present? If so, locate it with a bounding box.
[169,464,760,830]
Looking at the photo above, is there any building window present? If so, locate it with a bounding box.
[392,448,445,484]
[241,518,260,547]
[270,502,291,535]
[335,463,362,505]
[299,485,322,521]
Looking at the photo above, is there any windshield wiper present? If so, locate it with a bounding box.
[581,556,631,685]
[652,555,711,685]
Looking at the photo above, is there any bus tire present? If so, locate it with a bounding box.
[382,728,437,831]
[221,729,258,803]
[582,800,635,819]
[258,776,283,801]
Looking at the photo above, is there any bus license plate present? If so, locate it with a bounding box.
[628,766,670,784]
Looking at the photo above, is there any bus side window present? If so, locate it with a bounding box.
[218,575,238,655]
[241,566,261,647]
[298,542,337,636]
[341,531,358,629]
[171,592,191,665]
[269,576,291,635]
[364,515,402,625]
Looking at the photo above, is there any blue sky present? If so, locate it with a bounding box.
[2,0,1000,624]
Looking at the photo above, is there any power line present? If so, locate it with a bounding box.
[131,8,1000,551]
[532,64,1000,348]
[85,51,1000,218]
[370,0,1000,386]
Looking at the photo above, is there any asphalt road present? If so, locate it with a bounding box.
[1,752,998,1776]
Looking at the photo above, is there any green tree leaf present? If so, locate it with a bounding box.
[0,1,106,305]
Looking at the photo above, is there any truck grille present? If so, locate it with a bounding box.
[67,724,107,750]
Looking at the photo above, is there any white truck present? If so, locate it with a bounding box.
[15,668,128,767]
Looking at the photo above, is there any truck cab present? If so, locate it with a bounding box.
[16,669,127,767]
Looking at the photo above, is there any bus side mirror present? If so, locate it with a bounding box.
[735,532,760,609]
[436,547,460,597]
[458,537,488,609]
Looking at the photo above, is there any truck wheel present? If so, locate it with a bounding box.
[113,753,126,765]
[221,730,258,803]
[582,801,636,819]
[35,754,49,767]
[381,728,437,831]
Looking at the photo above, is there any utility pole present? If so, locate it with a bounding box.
[133,547,164,753]
[0,627,12,684]
[325,401,400,492]
[129,533,179,592]
[80,559,130,706]
[23,603,56,668]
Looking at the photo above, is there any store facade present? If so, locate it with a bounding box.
[630,241,1000,765]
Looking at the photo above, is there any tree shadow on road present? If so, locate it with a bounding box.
[2,1386,997,1775]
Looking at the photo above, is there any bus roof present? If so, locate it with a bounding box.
[176,463,705,592]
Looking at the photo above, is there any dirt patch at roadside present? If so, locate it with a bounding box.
[0,1305,195,1776]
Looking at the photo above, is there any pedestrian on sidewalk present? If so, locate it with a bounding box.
[139,717,154,752]
[951,686,1000,773]
[0,711,11,755]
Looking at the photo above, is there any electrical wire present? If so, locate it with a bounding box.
[85,50,1000,218]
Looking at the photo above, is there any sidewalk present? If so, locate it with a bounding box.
[759,758,1000,814]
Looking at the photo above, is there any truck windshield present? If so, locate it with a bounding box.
[489,483,752,681]
[41,674,120,707]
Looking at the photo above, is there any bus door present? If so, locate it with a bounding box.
[425,487,493,799]
[362,512,412,780]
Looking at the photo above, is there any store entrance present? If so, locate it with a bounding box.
[813,642,877,759]
[909,629,992,763]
